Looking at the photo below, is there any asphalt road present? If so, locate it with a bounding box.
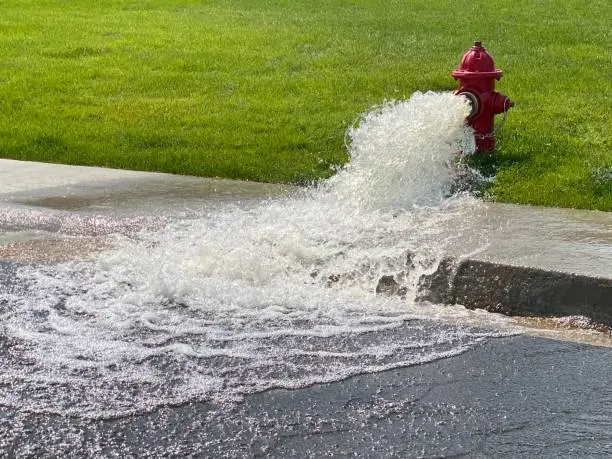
[1,333,611,458]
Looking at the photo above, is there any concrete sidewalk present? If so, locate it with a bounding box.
[0,159,293,211]
[1,158,611,323]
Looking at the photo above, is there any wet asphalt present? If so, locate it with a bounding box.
[1,332,611,458]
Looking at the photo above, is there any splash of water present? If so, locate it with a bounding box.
[0,92,509,419]
[324,91,475,210]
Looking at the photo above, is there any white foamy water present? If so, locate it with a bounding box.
[0,92,512,419]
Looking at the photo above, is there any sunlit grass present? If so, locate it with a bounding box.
[0,0,610,209]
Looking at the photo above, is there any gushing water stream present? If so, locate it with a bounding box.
[0,92,514,419]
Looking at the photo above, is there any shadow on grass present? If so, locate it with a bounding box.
[462,145,530,198]
[461,129,612,210]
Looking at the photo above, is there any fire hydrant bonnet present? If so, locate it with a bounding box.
[451,41,503,80]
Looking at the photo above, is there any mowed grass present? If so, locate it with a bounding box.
[0,0,610,209]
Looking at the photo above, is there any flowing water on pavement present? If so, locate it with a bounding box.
[0,92,519,419]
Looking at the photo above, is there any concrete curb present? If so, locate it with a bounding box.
[417,257,612,326]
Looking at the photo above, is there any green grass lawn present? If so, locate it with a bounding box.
[1,0,610,210]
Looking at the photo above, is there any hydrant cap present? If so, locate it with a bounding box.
[451,41,503,80]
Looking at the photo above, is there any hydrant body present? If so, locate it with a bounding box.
[451,41,513,153]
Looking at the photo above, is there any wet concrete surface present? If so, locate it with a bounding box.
[451,203,612,279]
[1,159,610,275]
[1,334,611,457]
[0,160,294,218]
[0,159,295,252]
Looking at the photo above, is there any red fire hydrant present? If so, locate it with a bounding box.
[451,41,513,153]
